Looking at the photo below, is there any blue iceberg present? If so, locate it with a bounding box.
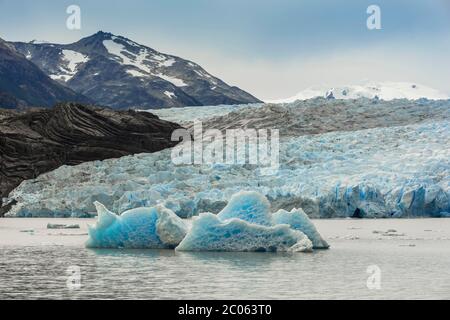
[86,192,327,253]
[273,208,329,249]
[86,202,188,249]
[176,212,313,252]
[217,192,273,226]
[176,192,320,252]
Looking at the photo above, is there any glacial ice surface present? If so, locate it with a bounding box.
[86,202,187,249]
[6,99,450,218]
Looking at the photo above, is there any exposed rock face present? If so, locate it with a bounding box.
[0,103,182,215]
[11,31,261,109]
[0,38,90,108]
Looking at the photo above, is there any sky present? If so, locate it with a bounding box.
[0,0,449,100]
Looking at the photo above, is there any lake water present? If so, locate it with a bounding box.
[1,218,450,300]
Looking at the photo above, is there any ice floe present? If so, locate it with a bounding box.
[86,202,187,249]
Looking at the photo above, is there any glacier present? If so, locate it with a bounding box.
[5,99,450,219]
[176,213,313,253]
[86,202,188,249]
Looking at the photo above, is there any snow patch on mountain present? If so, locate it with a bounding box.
[103,38,187,86]
[103,39,152,74]
[156,73,187,87]
[164,91,176,99]
[49,49,89,82]
[270,82,449,103]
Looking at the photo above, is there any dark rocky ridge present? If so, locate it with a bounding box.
[0,103,182,216]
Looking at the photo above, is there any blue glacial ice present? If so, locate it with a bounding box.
[176,213,313,252]
[273,208,329,249]
[176,192,314,252]
[86,202,188,249]
[86,191,322,252]
[217,192,273,226]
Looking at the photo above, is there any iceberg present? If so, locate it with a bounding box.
[176,213,313,252]
[85,191,324,252]
[273,208,329,249]
[86,202,188,249]
[176,192,317,252]
[217,192,273,226]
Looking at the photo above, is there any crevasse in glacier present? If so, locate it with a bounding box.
[86,202,188,249]
[176,192,316,252]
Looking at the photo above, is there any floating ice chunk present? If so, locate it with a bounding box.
[273,208,329,249]
[176,213,313,252]
[176,192,321,252]
[47,223,80,229]
[86,202,187,249]
[217,191,273,226]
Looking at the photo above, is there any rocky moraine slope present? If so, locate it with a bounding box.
[0,103,182,216]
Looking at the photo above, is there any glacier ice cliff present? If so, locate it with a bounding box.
[86,202,187,249]
[5,99,450,219]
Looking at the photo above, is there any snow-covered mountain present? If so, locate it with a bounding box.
[11,31,261,109]
[269,82,449,103]
[0,37,90,108]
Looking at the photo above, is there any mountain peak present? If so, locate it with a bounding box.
[92,30,114,39]
[9,33,261,109]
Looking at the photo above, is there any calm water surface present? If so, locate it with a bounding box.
[1,240,449,300]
